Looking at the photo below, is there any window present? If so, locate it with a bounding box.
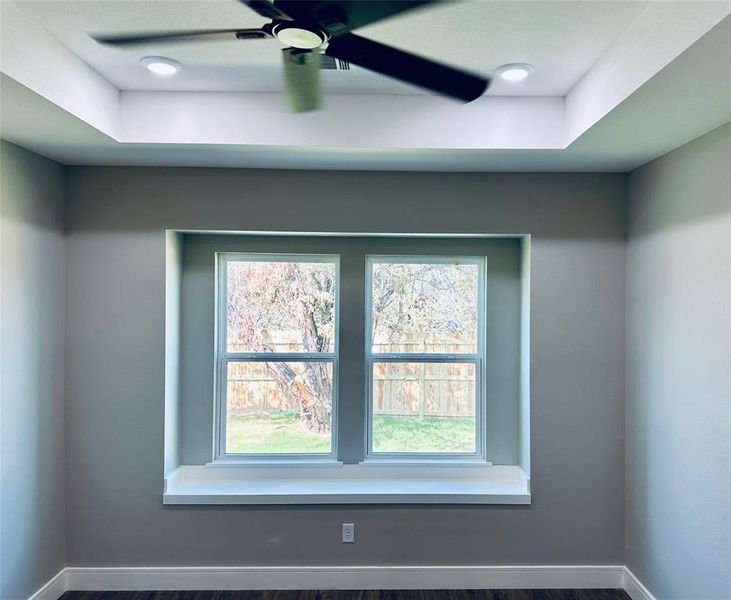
[366,257,486,458]
[210,243,504,468]
[215,254,339,459]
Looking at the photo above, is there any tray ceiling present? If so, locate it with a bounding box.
[1,1,729,170]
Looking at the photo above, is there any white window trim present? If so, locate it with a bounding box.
[365,255,488,461]
[213,252,341,463]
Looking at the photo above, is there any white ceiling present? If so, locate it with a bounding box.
[14,0,646,95]
[1,0,729,171]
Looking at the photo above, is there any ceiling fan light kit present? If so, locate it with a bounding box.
[273,23,328,49]
[94,0,491,113]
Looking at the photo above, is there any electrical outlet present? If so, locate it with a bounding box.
[342,522,355,543]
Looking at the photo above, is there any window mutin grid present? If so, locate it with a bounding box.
[213,252,340,461]
[365,255,488,459]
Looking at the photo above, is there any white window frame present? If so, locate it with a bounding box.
[213,252,340,462]
[365,255,487,461]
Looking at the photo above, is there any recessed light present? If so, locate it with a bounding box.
[141,56,181,76]
[497,63,533,82]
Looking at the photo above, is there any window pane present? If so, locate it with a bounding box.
[371,362,476,453]
[225,361,333,454]
[226,259,336,353]
[371,261,479,353]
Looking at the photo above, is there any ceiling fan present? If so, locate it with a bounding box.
[93,0,490,112]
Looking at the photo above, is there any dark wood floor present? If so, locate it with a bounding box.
[61,590,631,600]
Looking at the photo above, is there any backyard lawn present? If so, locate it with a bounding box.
[226,413,476,454]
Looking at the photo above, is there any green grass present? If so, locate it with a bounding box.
[372,414,475,453]
[226,413,475,454]
[226,413,331,454]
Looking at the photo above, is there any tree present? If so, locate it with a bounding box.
[227,261,335,433]
[371,262,478,353]
[227,260,478,434]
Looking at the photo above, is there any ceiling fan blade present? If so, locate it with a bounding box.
[93,28,271,47]
[326,33,489,102]
[281,48,321,112]
[242,1,293,21]
[277,1,437,33]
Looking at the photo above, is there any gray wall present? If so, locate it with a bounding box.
[0,142,66,599]
[626,124,731,599]
[65,168,626,566]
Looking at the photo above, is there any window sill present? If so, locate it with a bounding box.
[163,464,530,505]
[361,457,494,467]
[206,458,344,468]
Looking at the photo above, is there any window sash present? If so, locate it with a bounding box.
[365,255,487,460]
[214,253,340,461]
[223,352,338,361]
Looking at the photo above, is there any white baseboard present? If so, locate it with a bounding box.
[29,564,650,599]
[27,569,67,600]
[623,568,657,600]
[63,565,625,591]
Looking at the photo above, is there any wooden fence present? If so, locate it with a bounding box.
[227,340,476,418]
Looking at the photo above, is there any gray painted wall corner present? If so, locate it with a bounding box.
[625,123,731,599]
[0,141,67,600]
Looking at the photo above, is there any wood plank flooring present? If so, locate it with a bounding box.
[61,589,632,600]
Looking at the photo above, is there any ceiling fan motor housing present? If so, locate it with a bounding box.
[282,47,321,112]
